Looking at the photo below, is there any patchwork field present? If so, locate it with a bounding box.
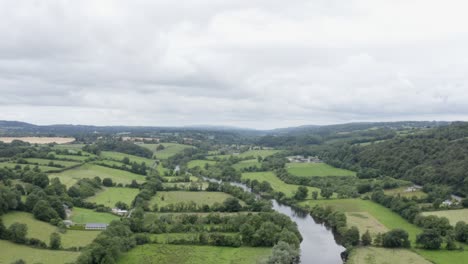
[0,137,75,144]
[286,163,356,177]
[117,244,271,264]
[421,209,468,225]
[71,207,120,224]
[207,150,280,160]
[101,151,155,165]
[52,153,96,162]
[0,240,80,264]
[345,212,388,237]
[232,159,261,171]
[384,187,427,199]
[187,159,216,169]
[86,187,140,208]
[150,191,240,208]
[347,247,431,264]
[25,158,80,168]
[241,171,321,198]
[0,162,59,172]
[52,143,86,150]
[2,212,100,248]
[142,143,192,159]
[49,164,146,187]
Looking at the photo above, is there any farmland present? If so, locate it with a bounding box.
[0,161,59,172]
[345,212,388,237]
[0,136,75,144]
[141,143,192,159]
[150,191,240,208]
[71,207,120,224]
[241,171,321,198]
[232,159,261,171]
[49,164,146,187]
[85,187,140,208]
[421,209,468,225]
[286,163,356,177]
[0,240,80,264]
[117,244,271,264]
[207,149,280,160]
[25,158,80,168]
[101,151,155,165]
[187,159,216,169]
[347,247,431,264]
[384,186,427,199]
[2,212,100,248]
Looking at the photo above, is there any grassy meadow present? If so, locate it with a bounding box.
[286,163,356,177]
[49,164,146,187]
[421,209,468,225]
[384,187,427,199]
[71,207,120,224]
[25,158,80,168]
[232,159,261,171]
[2,212,100,248]
[347,247,431,264]
[0,240,80,264]
[150,191,240,208]
[117,244,271,264]
[0,162,61,173]
[141,143,192,159]
[85,187,140,208]
[187,159,216,169]
[101,151,155,165]
[241,171,321,198]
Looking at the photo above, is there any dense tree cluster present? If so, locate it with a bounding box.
[83,139,153,158]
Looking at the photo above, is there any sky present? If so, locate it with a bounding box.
[1,0,468,129]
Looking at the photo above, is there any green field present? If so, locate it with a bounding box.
[384,187,427,199]
[345,212,388,237]
[241,171,321,198]
[347,247,431,264]
[86,187,140,208]
[150,232,237,243]
[286,163,356,177]
[187,159,216,169]
[117,244,271,264]
[25,158,80,168]
[232,159,261,171]
[49,164,146,187]
[52,144,86,150]
[101,151,155,165]
[421,209,468,225]
[2,212,100,248]
[142,143,192,159]
[150,191,241,208]
[71,207,120,224]
[52,153,95,162]
[0,240,80,264]
[0,162,61,172]
[207,150,280,160]
[299,199,468,264]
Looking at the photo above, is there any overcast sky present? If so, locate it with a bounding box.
[1,0,468,129]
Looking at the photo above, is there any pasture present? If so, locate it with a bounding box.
[345,212,388,237]
[187,159,216,169]
[421,209,468,225]
[117,244,271,264]
[150,191,240,208]
[232,159,261,171]
[241,171,321,198]
[142,143,192,159]
[0,162,59,172]
[0,240,80,264]
[347,247,431,264]
[0,136,75,144]
[2,212,100,248]
[51,152,96,162]
[49,164,146,187]
[25,158,80,168]
[286,163,356,177]
[71,207,120,224]
[384,186,427,199]
[101,151,155,165]
[207,150,280,160]
[86,187,140,208]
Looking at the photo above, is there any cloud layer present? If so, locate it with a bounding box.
[1,0,468,129]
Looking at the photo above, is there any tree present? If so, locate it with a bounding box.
[361,230,372,246]
[223,197,242,212]
[49,232,61,249]
[32,173,49,188]
[320,188,333,199]
[122,157,130,165]
[382,229,410,248]
[293,186,308,200]
[265,241,300,264]
[156,144,165,151]
[8,222,27,244]
[312,191,318,200]
[102,178,113,187]
[33,200,59,222]
[11,260,26,264]
[115,201,129,210]
[343,226,360,246]
[0,218,7,239]
[416,229,442,249]
[454,221,468,242]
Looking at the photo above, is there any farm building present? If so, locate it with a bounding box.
[85,223,108,230]
[112,208,128,216]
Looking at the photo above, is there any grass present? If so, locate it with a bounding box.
[70,207,120,224]
[384,187,427,199]
[207,150,280,160]
[150,191,241,208]
[187,159,216,169]
[345,212,388,237]
[52,143,86,150]
[241,171,321,198]
[2,212,100,248]
[347,247,431,264]
[117,244,271,264]
[421,209,468,225]
[0,162,61,172]
[232,159,261,171]
[100,151,155,165]
[0,240,80,264]
[150,233,237,243]
[86,187,140,208]
[286,163,356,177]
[25,158,80,168]
[49,164,146,187]
[141,143,192,159]
[52,153,95,162]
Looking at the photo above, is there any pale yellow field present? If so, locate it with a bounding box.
[0,137,75,144]
[345,212,388,237]
[348,247,432,264]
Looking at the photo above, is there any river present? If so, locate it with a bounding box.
[203,177,345,263]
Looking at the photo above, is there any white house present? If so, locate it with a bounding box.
[112,208,128,216]
[85,223,108,230]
